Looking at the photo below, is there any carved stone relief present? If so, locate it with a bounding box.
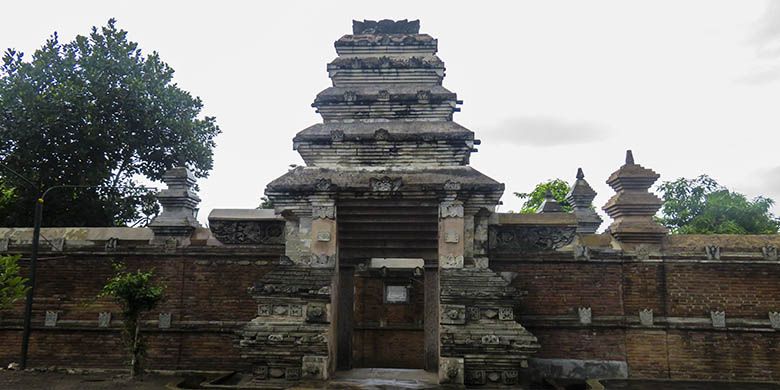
[439,202,464,218]
[705,246,721,260]
[489,225,576,253]
[312,205,335,220]
[769,312,780,329]
[98,312,111,328]
[762,245,778,261]
[159,312,172,329]
[44,311,58,327]
[639,309,653,326]
[498,307,514,321]
[444,231,460,243]
[314,178,333,191]
[369,176,402,192]
[440,254,464,269]
[711,311,726,328]
[441,304,466,325]
[578,307,592,325]
[210,220,284,245]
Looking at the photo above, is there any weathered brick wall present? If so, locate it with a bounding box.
[0,249,281,371]
[493,254,780,382]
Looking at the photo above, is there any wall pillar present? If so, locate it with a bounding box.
[424,267,439,371]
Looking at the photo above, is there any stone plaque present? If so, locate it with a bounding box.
[385,285,408,303]
[763,246,778,261]
[498,307,513,321]
[159,312,172,329]
[769,312,780,329]
[705,245,721,260]
[711,311,726,328]
[481,334,500,345]
[473,257,489,269]
[0,238,9,252]
[44,311,58,327]
[639,309,653,326]
[578,307,592,325]
[444,231,460,243]
[98,312,111,328]
[316,231,331,242]
[289,305,303,317]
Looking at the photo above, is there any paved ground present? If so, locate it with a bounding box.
[1,369,778,389]
[0,370,184,389]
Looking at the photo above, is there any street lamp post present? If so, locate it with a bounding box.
[12,184,157,369]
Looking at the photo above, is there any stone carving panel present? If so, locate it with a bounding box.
[438,357,464,385]
[578,307,592,325]
[312,205,335,220]
[439,202,464,218]
[711,311,726,328]
[369,176,402,192]
[44,311,58,327]
[306,303,328,323]
[489,225,576,253]
[498,307,514,321]
[302,356,328,380]
[639,309,653,326]
[770,312,780,329]
[159,312,172,329]
[210,220,285,245]
[762,245,778,261]
[98,312,111,328]
[705,245,721,260]
[441,304,466,325]
[440,254,464,269]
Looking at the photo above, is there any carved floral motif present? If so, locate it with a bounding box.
[210,220,284,245]
[488,225,576,252]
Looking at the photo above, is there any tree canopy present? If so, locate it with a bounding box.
[0,19,220,227]
[657,175,779,234]
[514,179,572,213]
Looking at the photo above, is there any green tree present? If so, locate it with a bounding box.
[658,175,780,234]
[0,255,29,310]
[0,19,220,227]
[514,179,572,213]
[98,264,164,377]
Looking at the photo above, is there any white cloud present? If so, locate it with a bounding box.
[485,116,608,147]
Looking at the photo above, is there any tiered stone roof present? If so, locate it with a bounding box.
[269,19,501,203]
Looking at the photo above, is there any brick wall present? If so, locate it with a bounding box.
[493,256,780,382]
[0,250,280,371]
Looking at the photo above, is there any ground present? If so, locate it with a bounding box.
[0,370,778,389]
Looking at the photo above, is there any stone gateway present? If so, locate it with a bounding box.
[1,19,780,388]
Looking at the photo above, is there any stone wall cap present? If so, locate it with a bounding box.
[496,213,577,226]
[208,209,282,222]
[0,227,152,241]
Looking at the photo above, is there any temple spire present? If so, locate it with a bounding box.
[566,168,602,233]
[602,151,668,244]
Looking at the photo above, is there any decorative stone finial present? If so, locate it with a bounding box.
[352,19,420,34]
[602,152,668,244]
[148,167,201,247]
[537,189,563,213]
[566,168,602,233]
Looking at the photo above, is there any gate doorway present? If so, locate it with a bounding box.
[335,199,439,371]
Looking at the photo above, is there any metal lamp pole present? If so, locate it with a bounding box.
[15,184,156,369]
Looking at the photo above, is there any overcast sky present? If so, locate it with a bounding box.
[3,1,779,224]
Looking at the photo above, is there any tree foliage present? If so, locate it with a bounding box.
[98,263,164,377]
[0,254,29,310]
[0,19,220,227]
[514,179,572,213]
[658,175,780,234]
